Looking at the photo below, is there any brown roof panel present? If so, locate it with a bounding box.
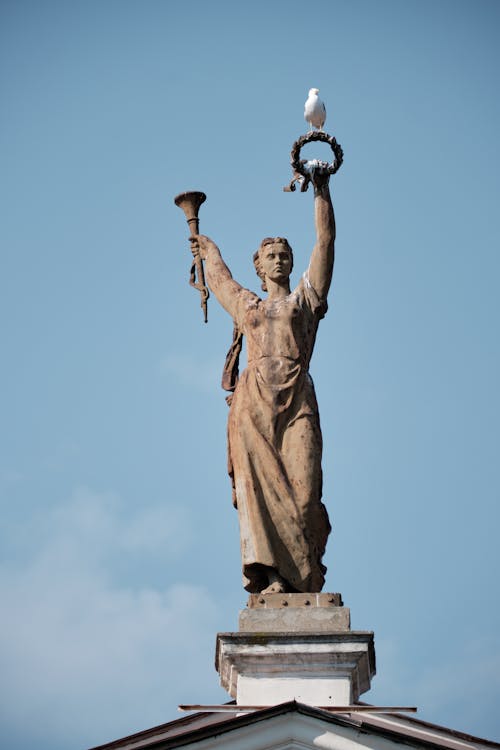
[88,702,500,750]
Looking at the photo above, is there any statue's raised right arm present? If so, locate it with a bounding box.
[191,235,245,320]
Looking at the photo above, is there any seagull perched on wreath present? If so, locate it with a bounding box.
[304,87,326,131]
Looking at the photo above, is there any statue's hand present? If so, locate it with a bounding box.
[190,234,215,261]
[310,164,331,191]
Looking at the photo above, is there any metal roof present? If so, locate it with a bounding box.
[88,701,500,750]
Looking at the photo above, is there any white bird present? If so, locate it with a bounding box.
[304,87,326,131]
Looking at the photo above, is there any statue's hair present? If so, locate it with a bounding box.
[253,237,294,292]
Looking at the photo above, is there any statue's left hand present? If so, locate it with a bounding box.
[310,165,330,191]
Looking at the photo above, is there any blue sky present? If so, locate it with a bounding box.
[1,1,499,748]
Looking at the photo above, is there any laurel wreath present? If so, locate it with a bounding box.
[290,132,344,177]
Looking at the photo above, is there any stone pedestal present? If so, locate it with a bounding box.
[216,593,375,707]
[239,592,350,633]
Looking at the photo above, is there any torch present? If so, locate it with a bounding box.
[174,190,209,323]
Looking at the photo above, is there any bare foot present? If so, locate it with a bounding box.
[261,580,286,594]
[260,567,286,594]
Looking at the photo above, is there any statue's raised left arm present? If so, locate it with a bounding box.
[307,172,336,302]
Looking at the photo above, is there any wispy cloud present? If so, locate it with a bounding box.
[50,487,194,558]
[415,637,500,736]
[370,637,500,739]
[0,488,225,750]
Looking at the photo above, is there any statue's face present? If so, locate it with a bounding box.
[260,243,292,284]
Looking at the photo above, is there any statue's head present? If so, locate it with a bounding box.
[253,237,294,292]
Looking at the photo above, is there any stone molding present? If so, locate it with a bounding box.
[216,631,375,706]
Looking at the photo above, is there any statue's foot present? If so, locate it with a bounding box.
[261,580,286,594]
[260,567,287,594]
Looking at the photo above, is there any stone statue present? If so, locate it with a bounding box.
[192,168,335,594]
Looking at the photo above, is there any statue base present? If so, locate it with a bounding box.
[239,592,350,632]
[216,593,375,707]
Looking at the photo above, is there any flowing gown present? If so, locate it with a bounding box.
[227,272,331,592]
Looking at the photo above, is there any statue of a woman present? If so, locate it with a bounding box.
[193,170,335,594]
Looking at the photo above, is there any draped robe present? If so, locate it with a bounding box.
[227,272,331,592]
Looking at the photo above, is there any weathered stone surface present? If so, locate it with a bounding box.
[194,171,336,595]
[239,606,350,633]
[240,592,349,632]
